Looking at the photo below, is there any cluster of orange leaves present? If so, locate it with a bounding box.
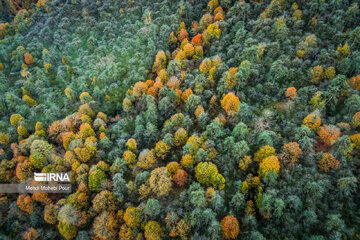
[221,215,240,239]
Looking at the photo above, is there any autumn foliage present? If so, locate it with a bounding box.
[221,92,240,114]
[221,215,240,239]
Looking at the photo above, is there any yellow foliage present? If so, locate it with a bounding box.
[17,125,29,138]
[310,65,324,84]
[174,128,188,147]
[123,150,136,165]
[258,156,280,177]
[318,153,339,172]
[239,155,252,171]
[181,154,194,168]
[224,67,239,89]
[303,112,321,130]
[206,23,221,38]
[79,92,93,103]
[126,138,137,152]
[154,141,171,160]
[0,133,10,145]
[10,114,24,127]
[137,149,156,169]
[22,95,37,107]
[254,145,276,162]
[337,43,351,58]
[324,66,336,79]
[350,133,360,148]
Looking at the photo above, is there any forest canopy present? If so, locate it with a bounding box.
[0,0,360,239]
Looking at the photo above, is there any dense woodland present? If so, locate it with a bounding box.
[0,0,360,239]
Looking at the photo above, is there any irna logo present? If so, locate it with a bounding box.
[34,173,71,182]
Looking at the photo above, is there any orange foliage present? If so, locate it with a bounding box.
[133,81,148,97]
[24,52,34,65]
[178,28,189,42]
[221,215,240,239]
[221,92,240,113]
[348,75,360,90]
[317,125,340,147]
[285,87,297,100]
[17,194,34,214]
[147,81,163,98]
[194,105,204,118]
[181,88,193,102]
[281,142,302,167]
[173,169,188,187]
[214,12,224,21]
[191,34,202,46]
[352,112,360,128]
[318,153,339,172]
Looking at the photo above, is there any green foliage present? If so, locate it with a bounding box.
[88,168,107,192]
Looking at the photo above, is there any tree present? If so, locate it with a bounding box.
[280,142,302,168]
[350,133,360,147]
[10,113,24,127]
[113,173,127,202]
[310,65,324,84]
[317,125,340,147]
[92,211,118,240]
[29,153,46,169]
[154,141,170,160]
[149,167,172,197]
[145,199,161,219]
[58,221,78,240]
[195,162,225,189]
[126,138,137,152]
[224,67,239,89]
[181,154,194,168]
[258,156,280,178]
[221,92,240,114]
[221,215,239,239]
[138,149,156,169]
[88,168,107,192]
[78,123,95,140]
[166,161,181,176]
[254,145,276,162]
[44,204,57,224]
[144,221,163,240]
[303,112,321,130]
[352,112,360,129]
[173,169,188,187]
[123,150,136,165]
[92,190,117,213]
[318,153,339,172]
[152,50,167,73]
[174,128,188,147]
[24,52,34,65]
[124,206,141,228]
[285,87,297,100]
